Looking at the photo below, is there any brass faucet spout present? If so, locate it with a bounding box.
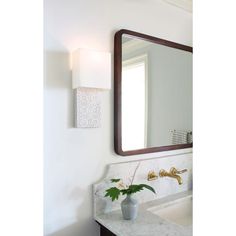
[159,167,187,185]
[174,174,183,185]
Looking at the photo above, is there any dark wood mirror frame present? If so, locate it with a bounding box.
[114,29,193,156]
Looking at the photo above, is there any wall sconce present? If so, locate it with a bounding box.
[72,48,111,128]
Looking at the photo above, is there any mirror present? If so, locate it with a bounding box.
[114,29,192,156]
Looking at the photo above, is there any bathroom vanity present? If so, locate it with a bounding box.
[93,155,192,236]
[97,222,116,236]
[96,191,192,236]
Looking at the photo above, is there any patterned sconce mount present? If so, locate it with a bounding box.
[75,88,101,128]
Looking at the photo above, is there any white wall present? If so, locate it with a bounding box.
[44,1,192,236]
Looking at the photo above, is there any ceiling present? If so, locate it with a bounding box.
[163,0,192,12]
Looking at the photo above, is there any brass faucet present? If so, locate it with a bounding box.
[147,170,158,181]
[159,167,187,185]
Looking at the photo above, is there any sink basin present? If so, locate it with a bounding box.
[148,195,192,226]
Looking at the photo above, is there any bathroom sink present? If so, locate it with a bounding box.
[147,195,192,226]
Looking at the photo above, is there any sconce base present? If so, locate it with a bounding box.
[75,88,101,128]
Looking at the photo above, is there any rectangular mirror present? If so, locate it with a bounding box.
[114,29,192,156]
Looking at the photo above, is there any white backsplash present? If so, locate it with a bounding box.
[93,152,192,216]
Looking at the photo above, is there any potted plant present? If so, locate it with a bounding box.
[104,163,156,220]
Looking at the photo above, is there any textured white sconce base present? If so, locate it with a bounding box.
[75,88,101,128]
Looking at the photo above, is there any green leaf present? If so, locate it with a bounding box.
[110,179,121,183]
[105,187,121,201]
[120,184,156,195]
[128,185,144,194]
[139,184,156,194]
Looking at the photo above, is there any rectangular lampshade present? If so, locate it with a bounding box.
[72,48,111,89]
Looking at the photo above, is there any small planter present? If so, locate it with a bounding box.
[104,163,156,219]
[121,194,138,220]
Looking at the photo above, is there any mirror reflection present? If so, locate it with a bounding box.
[121,35,192,151]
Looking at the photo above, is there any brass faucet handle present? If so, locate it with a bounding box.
[159,169,168,177]
[147,171,158,181]
[170,167,187,175]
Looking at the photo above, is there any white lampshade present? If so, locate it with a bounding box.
[72,48,111,89]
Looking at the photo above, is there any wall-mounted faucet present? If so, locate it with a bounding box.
[159,167,187,185]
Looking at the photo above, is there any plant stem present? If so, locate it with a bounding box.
[130,162,141,185]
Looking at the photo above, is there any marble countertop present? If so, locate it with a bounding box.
[95,191,192,236]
